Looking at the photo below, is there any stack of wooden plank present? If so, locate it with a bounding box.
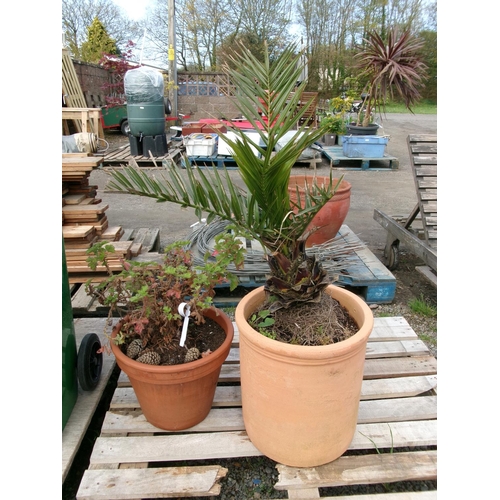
[62,152,131,283]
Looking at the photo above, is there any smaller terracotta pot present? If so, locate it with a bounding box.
[111,308,234,430]
[288,175,351,247]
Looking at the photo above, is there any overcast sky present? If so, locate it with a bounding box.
[113,0,152,20]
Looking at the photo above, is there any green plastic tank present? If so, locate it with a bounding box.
[62,238,78,430]
[124,67,165,137]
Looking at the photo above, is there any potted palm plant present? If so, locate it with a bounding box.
[346,28,427,138]
[105,42,374,467]
[85,234,245,430]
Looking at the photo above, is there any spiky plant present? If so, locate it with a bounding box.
[106,42,340,313]
[355,28,428,126]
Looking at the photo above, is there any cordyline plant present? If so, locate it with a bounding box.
[105,42,342,315]
[355,28,428,126]
[85,233,245,362]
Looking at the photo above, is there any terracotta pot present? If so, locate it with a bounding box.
[111,308,234,430]
[288,175,351,247]
[235,285,374,467]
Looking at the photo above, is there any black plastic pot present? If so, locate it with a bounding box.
[346,123,379,136]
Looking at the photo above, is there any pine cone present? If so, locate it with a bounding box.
[136,350,161,365]
[126,339,143,359]
[184,347,200,363]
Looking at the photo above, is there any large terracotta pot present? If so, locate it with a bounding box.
[111,308,234,430]
[235,285,374,467]
[288,175,351,247]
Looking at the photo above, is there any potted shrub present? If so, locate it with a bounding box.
[324,95,353,144]
[85,234,245,430]
[104,42,374,467]
[321,114,347,145]
[347,28,427,136]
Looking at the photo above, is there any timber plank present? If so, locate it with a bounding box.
[363,356,437,379]
[111,376,436,416]
[90,432,262,465]
[316,493,436,500]
[62,202,109,214]
[77,465,228,499]
[275,450,437,490]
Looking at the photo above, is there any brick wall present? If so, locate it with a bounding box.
[72,60,241,120]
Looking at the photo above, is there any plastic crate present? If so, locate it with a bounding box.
[342,135,389,158]
[185,133,217,156]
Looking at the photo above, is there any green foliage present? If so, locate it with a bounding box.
[408,295,437,317]
[250,309,276,330]
[320,114,347,134]
[81,17,119,64]
[85,234,244,351]
[381,100,436,113]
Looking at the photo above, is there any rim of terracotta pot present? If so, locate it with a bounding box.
[235,285,373,362]
[288,175,351,195]
[111,307,234,378]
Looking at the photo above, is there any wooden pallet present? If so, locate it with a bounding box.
[68,227,160,288]
[71,225,395,313]
[76,316,437,499]
[322,145,399,170]
[101,142,183,167]
[373,134,437,285]
[62,318,117,483]
[213,225,396,305]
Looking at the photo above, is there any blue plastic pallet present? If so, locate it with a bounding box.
[322,145,399,171]
[185,155,239,169]
[213,225,396,306]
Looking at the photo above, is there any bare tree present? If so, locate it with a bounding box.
[62,0,138,59]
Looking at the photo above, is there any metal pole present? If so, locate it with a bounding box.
[168,0,177,118]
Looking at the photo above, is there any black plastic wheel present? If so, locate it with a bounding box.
[77,333,103,391]
[120,119,130,136]
[387,243,400,270]
[164,97,172,115]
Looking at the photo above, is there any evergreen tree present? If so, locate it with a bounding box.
[81,17,119,63]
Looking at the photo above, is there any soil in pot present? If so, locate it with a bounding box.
[116,316,227,365]
[250,290,359,345]
[288,175,351,247]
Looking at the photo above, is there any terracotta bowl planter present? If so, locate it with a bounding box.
[288,175,351,247]
[235,285,374,467]
[111,308,234,431]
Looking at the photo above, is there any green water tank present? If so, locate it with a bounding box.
[62,238,78,430]
[124,67,165,137]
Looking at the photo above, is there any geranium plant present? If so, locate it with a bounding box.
[85,232,245,365]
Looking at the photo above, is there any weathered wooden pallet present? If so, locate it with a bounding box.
[101,142,183,167]
[76,316,437,499]
[62,318,117,484]
[214,225,396,305]
[71,225,395,312]
[68,227,160,287]
[373,134,437,285]
[322,145,399,170]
